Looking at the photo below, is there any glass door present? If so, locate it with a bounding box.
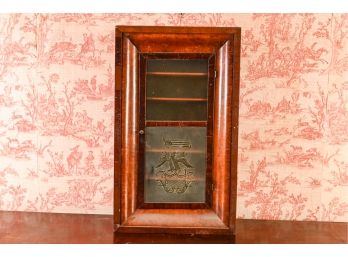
[139,54,215,207]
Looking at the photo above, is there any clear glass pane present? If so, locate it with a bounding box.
[146,76,208,98]
[146,101,207,121]
[147,59,208,73]
[144,127,206,203]
[146,58,209,121]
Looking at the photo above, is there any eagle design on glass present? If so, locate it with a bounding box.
[153,138,194,194]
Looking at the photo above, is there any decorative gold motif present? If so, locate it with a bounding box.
[153,138,194,194]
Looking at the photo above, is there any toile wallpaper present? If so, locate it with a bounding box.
[0,14,347,221]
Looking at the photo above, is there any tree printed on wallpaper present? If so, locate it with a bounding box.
[305,198,348,222]
[239,157,348,221]
[0,14,36,79]
[315,14,348,75]
[0,13,347,220]
[327,82,348,144]
[0,14,114,213]
[0,166,26,211]
[0,15,36,212]
[19,73,113,146]
[241,28,262,57]
[239,158,307,220]
[237,13,348,221]
[246,14,328,87]
[327,160,348,187]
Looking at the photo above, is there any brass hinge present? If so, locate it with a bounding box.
[214,70,217,78]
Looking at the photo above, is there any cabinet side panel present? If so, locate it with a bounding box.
[114,29,122,227]
[229,32,241,233]
[212,41,233,226]
[121,37,139,223]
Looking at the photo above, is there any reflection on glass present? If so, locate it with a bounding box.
[144,127,206,203]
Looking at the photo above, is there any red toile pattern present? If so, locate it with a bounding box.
[0,14,347,221]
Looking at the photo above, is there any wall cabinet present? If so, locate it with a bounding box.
[114,26,241,240]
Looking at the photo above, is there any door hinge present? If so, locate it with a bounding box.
[214,70,217,78]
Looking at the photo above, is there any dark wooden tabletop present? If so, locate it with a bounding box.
[0,211,346,243]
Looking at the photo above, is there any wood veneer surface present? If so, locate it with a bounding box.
[0,211,346,244]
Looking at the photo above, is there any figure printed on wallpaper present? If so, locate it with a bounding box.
[67,145,83,175]
[73,67,114,100]
[79,33,95,58]
[84,151,98,176]
[153,138,194,194]
[90,75,97,94]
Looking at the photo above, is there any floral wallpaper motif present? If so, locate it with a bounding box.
[0,13,347,221]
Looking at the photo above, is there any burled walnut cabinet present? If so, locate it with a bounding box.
[114,26,240,242]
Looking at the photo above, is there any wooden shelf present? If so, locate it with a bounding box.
[145,121,207,127]
[146,148,206,154]
[147,97,207,102]
[147,71,208,77]
[146,176,205,182]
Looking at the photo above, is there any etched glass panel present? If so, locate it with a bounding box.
[144,127,206,203]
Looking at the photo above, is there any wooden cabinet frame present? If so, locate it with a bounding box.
[114,26,241,238]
